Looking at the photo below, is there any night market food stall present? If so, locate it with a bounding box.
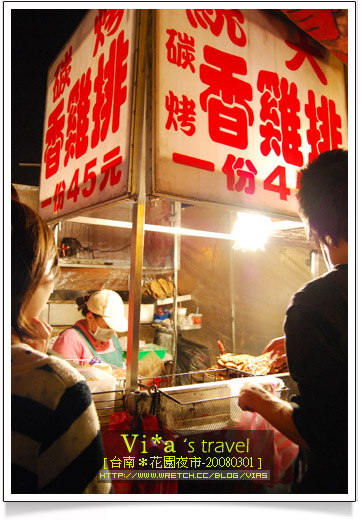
[29,8,348,494]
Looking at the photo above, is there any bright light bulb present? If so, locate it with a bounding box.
[231,212,272,252]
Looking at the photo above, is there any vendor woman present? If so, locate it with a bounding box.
[52,289,128,367]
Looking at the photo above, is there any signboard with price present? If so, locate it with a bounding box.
[152,9,348,218]
[39,9,137,221]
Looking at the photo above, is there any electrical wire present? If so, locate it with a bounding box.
[91,243,131,253]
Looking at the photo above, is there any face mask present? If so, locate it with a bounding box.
[91,325,115,342]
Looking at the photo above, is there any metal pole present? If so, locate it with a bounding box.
[126,10,148,395]
[229,212,236,353]
[126,194,145,392]
[172,201,181,376]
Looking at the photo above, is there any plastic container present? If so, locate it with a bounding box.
[154,307,171,321]
[190,313,202,325]
[227,375,285,397]
[177,307,187,325]
[227,376,286,423]
[143,344,167,360]
[77,366,116,415]
[122,343,167,361]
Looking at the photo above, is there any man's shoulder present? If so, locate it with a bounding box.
[288,265,348,310]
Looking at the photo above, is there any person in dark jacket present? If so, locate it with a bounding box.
[238,149,348,494]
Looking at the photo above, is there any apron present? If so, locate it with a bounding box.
[72,325,125,367]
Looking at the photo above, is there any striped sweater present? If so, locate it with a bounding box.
[11,344,113,494]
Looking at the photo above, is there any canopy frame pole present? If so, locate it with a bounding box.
[126,10,149,396]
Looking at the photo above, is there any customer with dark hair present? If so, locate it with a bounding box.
[11,200,112,494]
[11,184,20,201]
[238,149,348,494]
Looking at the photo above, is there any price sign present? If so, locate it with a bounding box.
[39,9,137,221]
[153,9,348,217]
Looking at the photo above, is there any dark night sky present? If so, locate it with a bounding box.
[11,9,88,186]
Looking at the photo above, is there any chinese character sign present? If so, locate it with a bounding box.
[153,9,347,217]
[39,9,137,220]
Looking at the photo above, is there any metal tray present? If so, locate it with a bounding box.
[156,376,285,434]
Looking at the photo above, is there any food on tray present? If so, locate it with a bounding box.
[158,278,174,296]
[142,278,174,299]
[111,367,127,379]
[213,346,288,376]
[218,352,272,375]
[83,357,127,379]
[84,358,114,374]
[217,340,226,355]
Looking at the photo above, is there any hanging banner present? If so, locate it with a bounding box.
[153,9,348,217]
[39,9,137,221]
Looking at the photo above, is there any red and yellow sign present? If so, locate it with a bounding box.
[153,9,348,217]
[39,9,137,221]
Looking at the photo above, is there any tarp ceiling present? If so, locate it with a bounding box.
[278,9,348,66]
